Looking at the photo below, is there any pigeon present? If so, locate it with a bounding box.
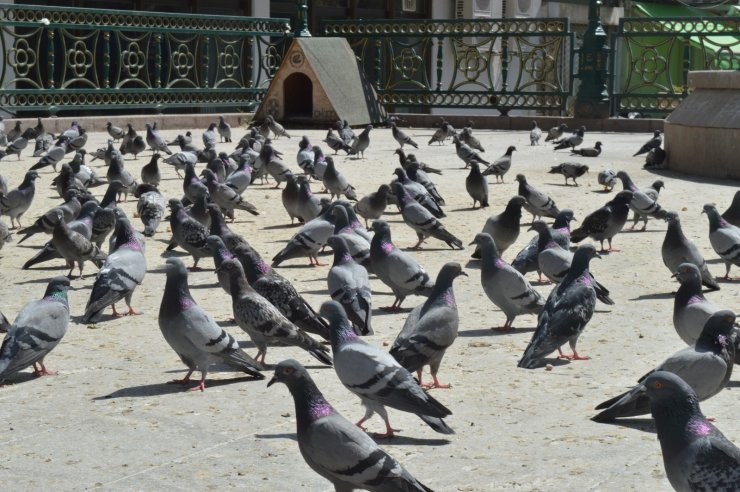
[633,129,662,156]
[265,115,291,139]
[295,135,315,172]
[516,174,559,221]
[592,310,736,422]
[106,154,137,201]
[67,151,103,189]
[471,233,544,331]
[482,145,516,183]
[0,310,8,332]
[1,171,39,229]
[662,211,720,291]
[721,190,740,227]
[158,257,263,391]
[390,122,418,149]
[452,134,489,168]
[571,190,633,252]
[322,156,357,201]
[337,119,354,144]
[348,124,372,158]
[281,173,303,224]
[224,156,252,195]
[5,120,22,142]
[406,161,444,205]
[517,244,601,368]
[548,162,589,186]
[120,125,145,158]
[32,132,53,157]
[428,121,452,145]
[392,182,463,250]
[163,151,198,178]
[145,123,172,155]
[617,172,666,230]
[16,190,81,244]
[326,236,373,336]
[267,359,433,492]
[136,187,166,237]
[702,203,740,279]
[232,245,331,341]
[217,116,232,143]
[642,371,740,491]
[28,136,67,171]
[465,162,489,208]
[202,168,259,217]
[321,300,453,437]
[201,122,218,148]
[390,262,466,388]
[545,123,568,142]
[322,128,351,154]
[553,127,584,151]
[529,121,542,145]
[330,205,372,270]
[168,198,211,270]
[82,218,146,322]
[369,220,434,311]
[354,184,390,227]
[399,151,443,175]
[0,173,6,195]
[272,204,336,267]
[140,153,162,187]
[597,169,618,191]
[0,135,29,161]
[106,121,125,141]
[283,174,320,224]
[0,218,11,250]
[219,258,331,366]
[0,276,71,382]
[91,203,117,248]
[644,147,666,169]
[263,150,292,189]
[511,213,574,280]
[570,141,602,157]
[471,196,526,259]
[394,167,444,218]
[51,211,106,278]
[460,127,485,152]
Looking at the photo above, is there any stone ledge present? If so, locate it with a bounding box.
[688,70,740,91]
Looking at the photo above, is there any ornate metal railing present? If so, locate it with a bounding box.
[610,16,740,115]
[321,18,575,115]
[0,4,292,115]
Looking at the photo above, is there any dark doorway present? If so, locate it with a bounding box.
[284,72,313,118]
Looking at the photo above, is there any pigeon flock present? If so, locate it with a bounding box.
[0,114,738,490]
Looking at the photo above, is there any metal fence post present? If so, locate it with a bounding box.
[574,0,610,118]
[294,0,311,37]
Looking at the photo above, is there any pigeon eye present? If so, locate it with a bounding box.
[653,381,663,389]
[282,367,294,376]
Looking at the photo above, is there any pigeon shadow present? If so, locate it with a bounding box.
[716,277,738,285]
[591,189,613,194]
[93,376,263,399]
[619,229,662,234]
[464,260,480,270]
[15,277,64,285]
[594,418,656,434]
[262,223,301,231]
[381,435,452,446]
[706,258,725,265]
[0,372,43,386]
[629,292,674,301]
[402,247,457,253]
[255,433,297,442]
[189,282,220,289]
[372,307,413,316]
[301,288,330,295]
[450,207,485,213]
[727,380,740,388]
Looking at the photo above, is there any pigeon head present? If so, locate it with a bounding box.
[506,195,527,213]
[664,211,680,224]
[299,136,310,149]
[527,220,549,234]
[654,130,662,137]
[697,310,736,350]
[215,258,250,293]
[652,180,665,192]
[365,124,373,131]
[233,246,270,283]
[568,244,601,279]
[702,203,718,217]
[112,217,139,249]
[393,167,407,180]
[164,257,188,277]
[327,235,352,264]
[390,182,409,206]
[531,121,538,129]
[43,276,71,301]
[205,234,228,252]
[594,141,603,148]
[559,123,568,130]
[554,209,576,228]
[371,220,391,237]
[469,232,501,259]
[106,121,112,128]
[320,300,357,347]
[515,174,526,184]
[437,262,468,284]
[614,190,634,204]
[376,183,391,197]
[506,145,517,154]
[207,123,217,131]
[63,189,79,201]
[25,170,40,182]
[267,359,307,389]
[644,371,702,422]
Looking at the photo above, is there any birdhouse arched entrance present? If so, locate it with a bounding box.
[283,72,313,118]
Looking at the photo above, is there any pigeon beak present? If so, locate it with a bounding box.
[468,240,476,246]
[459,271,469,277]
[526,226,534,232]
[594,252,602,260]
[670,271,679,278]
[266,376,277,388]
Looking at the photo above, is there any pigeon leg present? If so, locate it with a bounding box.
[570,346,591,361]
[640,217,648,231]
[168,369,194,385]
[189,374,206,392]
[126,305,142,316]
[416,369,425,387]
[495,318,514,332]
[423,373,451,389]
[410,236,425,250]
[309,255,328,267]
[373,416,401,439]
[111,304,123,317]
[605,238,621,253]
[557,347,574,359]
[189,258,201,271]
[33,361,57,377]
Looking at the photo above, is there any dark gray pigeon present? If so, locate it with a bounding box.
[452,134,489,168]
[465,162,489,209]
[267,359,433,492]
[106,121,125,141]
[321,300,454,437]
[327,235,373,336]
[330,205,371,270]
[644,147,666,169]
[202,123,218,148]
[721,190,740,227]
[29,137,66,170]
[322,156,357,200]
[460,127,484,152]
[206,235,236,294]
[548,162,589,186]
[390,262,466,388]
[471,195,526,259]
[643,371,740,491]
[52,211,106,278]
[390,122,418,149]
[571,190,633,252]
[202,168,260,218]
[428,121,451,145]
[592,310,735,422]
[0,276,70,382]
[17,190,81,244]
[406,161,444,205]
[0,135,29,161]
[0,170,39,229]
[570,141,602,157]
[145,123,172,155]
[106,154,137,202]
[272,204,336,267]
[337,119,355,144]
[136,188,166,237]
[392,182,463,250]
[158,257,264,391]
[633,129,662,157]
[545,123,567,142]
[397,150,443,175]
[553,127,584,151]
[471,233,544,331]
[370,220,434,311]
[168,198,211,270]
[140,153,162,186]
[354,184,390,227]
[702,203,740,279]
[322,128,351,154]
[662,211,719,291]
[348,124,372,158]
[516,174,559,221]
[518,244,600,368]
[219,258,332,366]
[482,145,516,183]
[217,116,231,143]
[394,167,444,218]
[265,115,291,139]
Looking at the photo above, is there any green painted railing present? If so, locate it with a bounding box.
[0,4,293,115]
[321,18,575,116]
[610,16,740,116]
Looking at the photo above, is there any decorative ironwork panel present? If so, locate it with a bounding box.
[322,18,574,114]
[611,16,740,115]
[0,4,292,114]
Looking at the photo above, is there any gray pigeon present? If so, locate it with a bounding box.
[281,173,303,224]
[145,123,172,155]
[265,115,291,139]
[571,190,633,252]
[428,121,451,145]
[168,198,211,270]
[296,135,315,172]
[232,245,330,341]
[369,220,434,311]
[326,236,373,336]
[394,167,444,218]
[592,310,735,422]
[465,162,489,208]
[471,233,544,331]
[82,218,146,322]
[337,119,355,144]
[267,359,433,492]
[217,116,231,143]
[52,211,106,278]
[460,127,484,152]
[106,154,137,202]
[0,310,8,332]
[322,128,351,154]
[516,174,559,221]
[348,124,372,158]
[545,123,567,142]
[202,123,218,148]
[0,276,71,382]
[471,195,526,259]
[597,169,617,191]
[322,156,357,201]
[616,173,667,230]
[570,141,602,157]
[482,145,516,183]
[548,162,589,186]
[642,371,740,491]
[136,188,166,237]
[553,127,584,151]
[0,218,11,250]
[644,147,666,169]
[202,168,260,217]
[397,150,443,175]
[29,137,66,170]
[106,121,125,141]
[633,130,662,157]
[224,156,252,195]
[321,301,454,437]
[518,244,601,368]
[17,190,81,244]
[158,257,263,391]
[0,135,29,161]
[406,161,444,205]
[353,184,390,227]
[452,134,489,168]
[663,211,719,291]
[272,204,336,267]
[530,121,542,145]
[702,203,740,279]
[206,235,236,294]
[330,206,371,270]
[390,262,466,388]
[163,151,197,178]
[392,182,463,250]
[219,258,332,366]
[721,190,740,227]
[0,170,39,229]
[390,122,418,149]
